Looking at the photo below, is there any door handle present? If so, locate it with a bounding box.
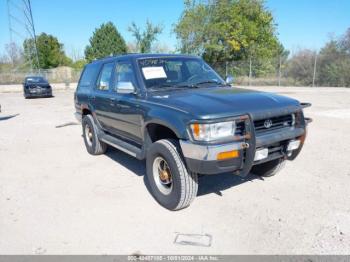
[109,97,117,106]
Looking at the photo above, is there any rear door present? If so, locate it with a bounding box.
[91,62,115,131]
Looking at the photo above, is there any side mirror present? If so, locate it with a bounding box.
[99,81,109,90]
[225,75,234,85]
[116,82,136,94]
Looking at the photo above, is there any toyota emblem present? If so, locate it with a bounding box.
[264,119,273,128]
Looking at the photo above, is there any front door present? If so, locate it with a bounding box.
[108,60,143,145]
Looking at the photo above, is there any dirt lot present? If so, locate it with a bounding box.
[0,86,350,255]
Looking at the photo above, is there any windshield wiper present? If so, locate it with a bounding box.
[148,80,227,91]
[174,80,227,89]
[148,84,186,91]
[192,80,227,87]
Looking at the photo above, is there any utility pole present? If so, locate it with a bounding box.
[6,0,14,66]
[278,56,282,87]
[23,0,40,70]
[7,0,39,71]
[249,57,252,86]
[312,52,318,87]
[6,0,13,44]
[27,0,40,70]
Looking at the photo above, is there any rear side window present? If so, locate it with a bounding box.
[78,63,99,90]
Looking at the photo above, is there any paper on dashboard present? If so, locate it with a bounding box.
[142,67,167,80]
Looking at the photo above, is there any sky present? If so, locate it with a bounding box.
[0,0,349,58]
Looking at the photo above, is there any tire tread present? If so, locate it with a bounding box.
[252,158,286,177]
[156,139,198,210]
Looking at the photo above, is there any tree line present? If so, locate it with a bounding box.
[1,20,165,70]
[1,0,349,87]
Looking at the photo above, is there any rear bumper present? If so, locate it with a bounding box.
[180,127,306,175]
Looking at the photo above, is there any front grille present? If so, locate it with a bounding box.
[254,114,294,134]
[235,121,245,136]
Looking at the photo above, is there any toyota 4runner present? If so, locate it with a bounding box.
[74,54,311,210]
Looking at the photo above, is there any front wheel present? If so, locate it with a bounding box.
[146,139,198,211]
[251,158,286,177]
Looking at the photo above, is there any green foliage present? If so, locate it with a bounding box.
[317,33,350,87]
[128,20,163,53]
[174,0,209,55]
[71,59,87,69]
[174,0,282,75]
[85,22,127,62]
[286,28,350,87]
[285,49,316,86]
[23,33,71,69]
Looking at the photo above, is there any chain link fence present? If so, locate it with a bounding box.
[211,53,350,87]
[0,66,82,85]
[1,54,350,88]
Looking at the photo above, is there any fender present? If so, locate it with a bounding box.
[80,103,105,131]
[142,108,192,141]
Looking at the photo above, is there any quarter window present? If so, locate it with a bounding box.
[97,63,114,91]
[78,63,99,90]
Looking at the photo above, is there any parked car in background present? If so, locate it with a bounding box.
[74,54,311,210]
[23,76,53,98]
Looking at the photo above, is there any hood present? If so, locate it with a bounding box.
[146,87,301,120]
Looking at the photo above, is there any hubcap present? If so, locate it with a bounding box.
[152,156,173,195]
[85,124,93,147]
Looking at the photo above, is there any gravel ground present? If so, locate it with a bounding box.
[0,87,349,255]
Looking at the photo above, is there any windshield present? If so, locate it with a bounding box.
[26,77,48,83]
[138,57,225,90]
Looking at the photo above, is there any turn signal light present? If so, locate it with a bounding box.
[192,123,200,137]
[217,150,239,160]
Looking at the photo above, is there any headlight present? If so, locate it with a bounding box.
[190,121,236,141]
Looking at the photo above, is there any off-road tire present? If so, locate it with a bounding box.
[82,114,107,155]
[251,158,286,177]
[146,139,198,211]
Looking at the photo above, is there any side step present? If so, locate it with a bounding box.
[100,133,144,160]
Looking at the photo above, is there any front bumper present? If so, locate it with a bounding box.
[24,89,52,97]
[180,140,249,175]
[180,127,306,175]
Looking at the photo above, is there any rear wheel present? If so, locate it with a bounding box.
[251,158,286,177]
[146,139,198,210]
[82,114,107,155]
